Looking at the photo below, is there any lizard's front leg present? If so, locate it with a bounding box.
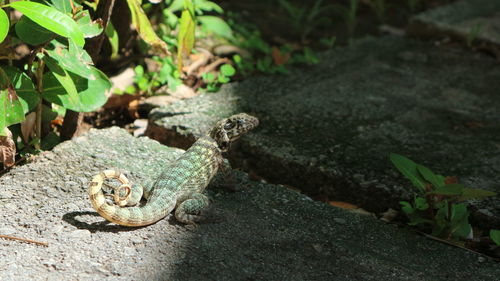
[219,158,241,191]
[174,193,210,224]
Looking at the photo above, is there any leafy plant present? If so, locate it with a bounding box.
[134,56,181,95]
[201,63,235,92]
[0,0,110,150]
[466,23,483,47]
[277,0,333,43]
[332,0,359,39]
[228,13,318,76]
[0,0,176,162]
[390,153,497,240]
[491,229,500,246]
[138,0,233,90]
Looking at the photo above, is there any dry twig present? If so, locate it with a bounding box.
[0,234,48,247]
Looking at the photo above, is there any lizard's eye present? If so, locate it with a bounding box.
[224,122,234,130]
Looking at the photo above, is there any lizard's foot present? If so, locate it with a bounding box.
[175,193,211,224]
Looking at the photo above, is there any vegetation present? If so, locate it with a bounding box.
[390,154,499,245]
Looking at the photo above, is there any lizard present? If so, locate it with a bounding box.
[88,113,259,227]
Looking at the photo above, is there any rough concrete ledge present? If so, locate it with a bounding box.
[407,0,500,47]
[0,127,499,280]
[147,36,500,229]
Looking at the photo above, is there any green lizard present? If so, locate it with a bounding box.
[88,113,259,226]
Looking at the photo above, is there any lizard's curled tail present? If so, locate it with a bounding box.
[88,170,175,227]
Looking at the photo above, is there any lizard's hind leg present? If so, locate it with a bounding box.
[175,193,210,224]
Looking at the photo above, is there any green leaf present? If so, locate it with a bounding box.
[217,74,229,84]
[0,8,9,43]
[195,0,223,13]
[490,230,500,246]
[168,0,184,12]
[399,201,414,215]
[220,64,236,77]
[127,0,169,55]
[1,66,38,113]
[10,1,85,46]
[0,87,25,127]
[432,184,464,196]
[303,47,319,64]
[184,0,195,16]
[414,197,429,211]
[45,40,94,79]
[134,65,145,78]
[450,203,471,238]
[105,22,119,58]
[42,66,110,112]
[158,63,173,84]
[40,131,60,150]
[417,164,444,188]
[450,203,468,221]
[233,54,242,64]
[76,11,103,38]
[202,72,215,82]
[389,153,427,192]
[198,16,233,39]
[48,0,80,14]
[0,67,25,128]
[457,188,497,201]
[177,4,196,70]
[43,55,80,108]
[162,9,179,28]
[15,16,54,45]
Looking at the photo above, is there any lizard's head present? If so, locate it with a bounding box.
[210,113,259,152]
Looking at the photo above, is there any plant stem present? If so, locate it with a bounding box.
[34,59,45,149]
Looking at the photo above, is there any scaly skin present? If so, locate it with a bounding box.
[88,113,259,227]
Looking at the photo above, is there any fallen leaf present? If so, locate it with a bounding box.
[329,201,359,210]
[272,46,291,66]
[127,99,140,119]
[445,176,459,185]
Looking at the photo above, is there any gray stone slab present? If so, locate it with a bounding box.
[147,36,500,229]
[407,0,500,46]
[0,127,499,280]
